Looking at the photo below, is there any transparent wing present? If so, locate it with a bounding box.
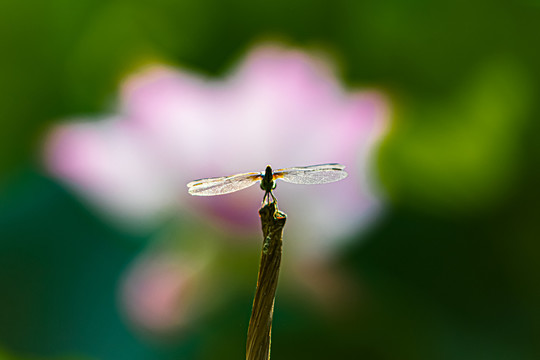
[273,163,347,185]
[187,172,261,196]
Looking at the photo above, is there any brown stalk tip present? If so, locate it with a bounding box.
[246,201,287,360]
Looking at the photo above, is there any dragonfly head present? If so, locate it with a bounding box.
[260,165,275,192]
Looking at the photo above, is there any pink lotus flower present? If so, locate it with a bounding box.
[45,44,388,332]
[45,44,387,255]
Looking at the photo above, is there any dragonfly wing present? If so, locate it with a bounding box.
[273,163,348,185]
[187,172,261,196]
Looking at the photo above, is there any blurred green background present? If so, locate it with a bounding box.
[1,0,540,359]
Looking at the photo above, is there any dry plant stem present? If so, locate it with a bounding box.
[246,201,287,360]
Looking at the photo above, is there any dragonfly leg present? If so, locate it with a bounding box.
[270,191,276,203]
[262,190,276,205]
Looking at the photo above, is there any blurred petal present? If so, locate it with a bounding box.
[120,253,208,334]
[45,118,178,227]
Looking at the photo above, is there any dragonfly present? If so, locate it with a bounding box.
[187,163,348,203]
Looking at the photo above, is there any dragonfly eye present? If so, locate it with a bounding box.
[265,166,273,179]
